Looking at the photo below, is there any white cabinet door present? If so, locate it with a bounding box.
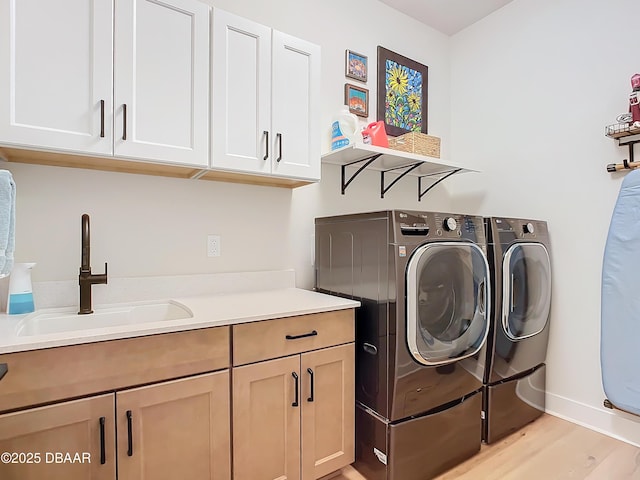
[0,0,113,155]
[114,0,210,166]
[211,9,271,174]
[271,32,321,181]
[211,9,320,182]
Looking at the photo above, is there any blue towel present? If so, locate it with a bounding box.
[0,170,16,277]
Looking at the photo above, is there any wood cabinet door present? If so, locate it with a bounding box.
[270,30,321,181]
[233,355,301,480]
[0,0,113,155]
[116,371,230,480]
[114,0,210,166]
[301,343,355,480]
[211,8,271,174]
[0,394,115,480]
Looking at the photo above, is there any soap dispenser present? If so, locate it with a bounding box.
[7,262,36,314]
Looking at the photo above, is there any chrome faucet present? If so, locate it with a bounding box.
[78,213,107,314]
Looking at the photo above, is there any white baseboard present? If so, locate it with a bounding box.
[546,391,640,447]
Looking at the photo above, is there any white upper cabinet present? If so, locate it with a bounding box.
[0,0,113,155]
[114,0,210,166]
[211,10,271,174]
[271,32,321,180]
[212,9,321,181]
[0,0,209,167]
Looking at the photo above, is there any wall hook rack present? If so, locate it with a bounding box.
[605,126,640,172]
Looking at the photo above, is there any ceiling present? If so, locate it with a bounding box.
[378,0,515,36]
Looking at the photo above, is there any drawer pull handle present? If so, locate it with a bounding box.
[292,372,299,407]
[99,417,106,465]
[126,410,133,456]
[286,330,318,340]
[0,363,7,382]
[307,368,314,402]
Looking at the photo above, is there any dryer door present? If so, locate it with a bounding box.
[502,242,551,340]
[406,242,490,366]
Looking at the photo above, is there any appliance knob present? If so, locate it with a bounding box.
[443,217,457,231]
[523,222,535,234]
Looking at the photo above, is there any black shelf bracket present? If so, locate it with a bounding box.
[341,154,382,194]
[380,162,422,198]
[418,168,462,201]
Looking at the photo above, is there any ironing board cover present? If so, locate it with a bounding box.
[602,169,640,415]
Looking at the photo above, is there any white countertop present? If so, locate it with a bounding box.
[0,288,360,354]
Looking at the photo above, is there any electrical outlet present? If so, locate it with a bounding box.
[207,235,221,257]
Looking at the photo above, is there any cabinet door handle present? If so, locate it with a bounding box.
[276,133,282,162]
[99,100,105,138]
[126,410,133,456]
[122,104,127,141]
[285,330,318,340]
[0,363,7,382]
[307,368,314,402]
[292,372,299,407]
[363,343,378,355]
[99,417,106,465]
[263,130,269,160]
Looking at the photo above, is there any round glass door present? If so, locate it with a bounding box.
[406,242,490,366]
[502,242,551,340]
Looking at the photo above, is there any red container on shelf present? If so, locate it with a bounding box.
[361,121,388,148]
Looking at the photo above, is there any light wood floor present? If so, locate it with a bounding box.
[333,414,640,480]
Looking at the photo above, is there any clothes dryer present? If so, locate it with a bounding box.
[481,217,552,444]
[315,210,490,480]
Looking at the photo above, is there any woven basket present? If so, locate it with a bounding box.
[388,132,440,158]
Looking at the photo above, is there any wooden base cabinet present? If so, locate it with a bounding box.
[0,371,230,480]
[233,343,355,480]
[0,394,116,480]
[117,371,231,480]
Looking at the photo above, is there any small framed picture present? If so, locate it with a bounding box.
[345,84,369,117]
[345,50,368,83]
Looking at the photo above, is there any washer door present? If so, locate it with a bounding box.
[406,242,490,366]
[502,242,551,340]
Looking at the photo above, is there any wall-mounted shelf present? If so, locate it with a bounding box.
[321,143,476,201]
[605,124,640,172]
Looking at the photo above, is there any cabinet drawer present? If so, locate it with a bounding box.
[233,309,354,366]
[0,326,230,413]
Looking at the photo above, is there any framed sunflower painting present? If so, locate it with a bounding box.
[376,46,428,136]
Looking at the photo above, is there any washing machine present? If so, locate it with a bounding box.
[315,210,490,480]
[481,217,552,444]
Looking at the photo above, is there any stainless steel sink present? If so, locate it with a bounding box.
[15,300,193,337]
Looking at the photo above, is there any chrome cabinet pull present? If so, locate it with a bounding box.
[0,363,7,382]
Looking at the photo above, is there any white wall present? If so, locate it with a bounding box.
[3,0,453,285]
[450,0,640,445]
